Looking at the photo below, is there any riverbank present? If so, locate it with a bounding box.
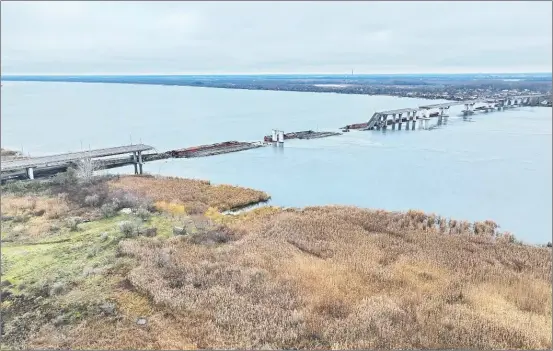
[1,173,551,349]
[2,74,551,103]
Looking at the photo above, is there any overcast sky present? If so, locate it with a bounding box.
[1,1,551,74]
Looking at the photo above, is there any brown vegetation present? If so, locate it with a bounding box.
[2,173,551,350]
[1,194,71,239]
[115,206,552,349]
[108,175,270,212]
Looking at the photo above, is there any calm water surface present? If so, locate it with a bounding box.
[2,81,551,243]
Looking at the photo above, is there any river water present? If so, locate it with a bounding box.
[2,81,551,243]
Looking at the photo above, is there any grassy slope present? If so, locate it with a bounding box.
[1,175,551,349]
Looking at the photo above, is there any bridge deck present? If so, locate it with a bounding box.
[419,101,468,109]
[1,144,154,172]
[501,94,550,99]
[419,94,549,109]
[378,108,418,115]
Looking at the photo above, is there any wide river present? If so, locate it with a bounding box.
[2,81,551,244]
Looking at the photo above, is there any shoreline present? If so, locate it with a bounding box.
[2,144,550,246]
[4,171,550,247]
[1,173,551,349]
[2,78,551,104]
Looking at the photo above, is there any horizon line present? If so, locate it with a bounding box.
[2,72,552,76]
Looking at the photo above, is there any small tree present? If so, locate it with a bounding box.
[76,157,97,182]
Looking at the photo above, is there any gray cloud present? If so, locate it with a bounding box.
[1,1,551,74]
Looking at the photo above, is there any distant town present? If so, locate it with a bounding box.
[183,75,553,102]
[2,73,552,103]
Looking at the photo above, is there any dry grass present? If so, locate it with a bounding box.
[108,175,270,213]
[1,194,70,218]
[113,205,552,349]
[1,194,71,238]
[4,175,551,350]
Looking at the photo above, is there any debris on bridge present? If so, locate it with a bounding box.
[263,130,342,142]
[170,141,264,158]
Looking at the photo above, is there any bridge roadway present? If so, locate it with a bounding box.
[1,144,154,178]
[367,94,551,130]
[419,94,550,110]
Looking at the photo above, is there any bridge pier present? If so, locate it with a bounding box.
[27,167,34,180]
[381,114,387,130]
[133,152,138,174]
[398,113,403,130]
[419,110,426,129]
[138,151,143,175]
[463,103,475,115]
[364,94,546,133]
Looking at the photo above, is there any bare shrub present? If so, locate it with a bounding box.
[12,214,30,223]
[497,231,516,244]
[137,227,157,237]
[84,194,101,207]
[108,188,152,211]
[173,227,186,236]
[135,207,151,221]
[100,202,118,219]
[49,282,67,296]
[66,217,82,231]
[75,157,98,182]
[185,201,209,215]
[314,298,351,319]
[51,168,78,187]
[98,301,117,316]
[189,228,232,245]
[119,221,139,238]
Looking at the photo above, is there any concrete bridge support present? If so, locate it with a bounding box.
[26,167,34,180]
[132,151,144,175]
[463,103,474,115]
[398,113,403,130]
[408,111,414,130]
[419,110,427,129]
